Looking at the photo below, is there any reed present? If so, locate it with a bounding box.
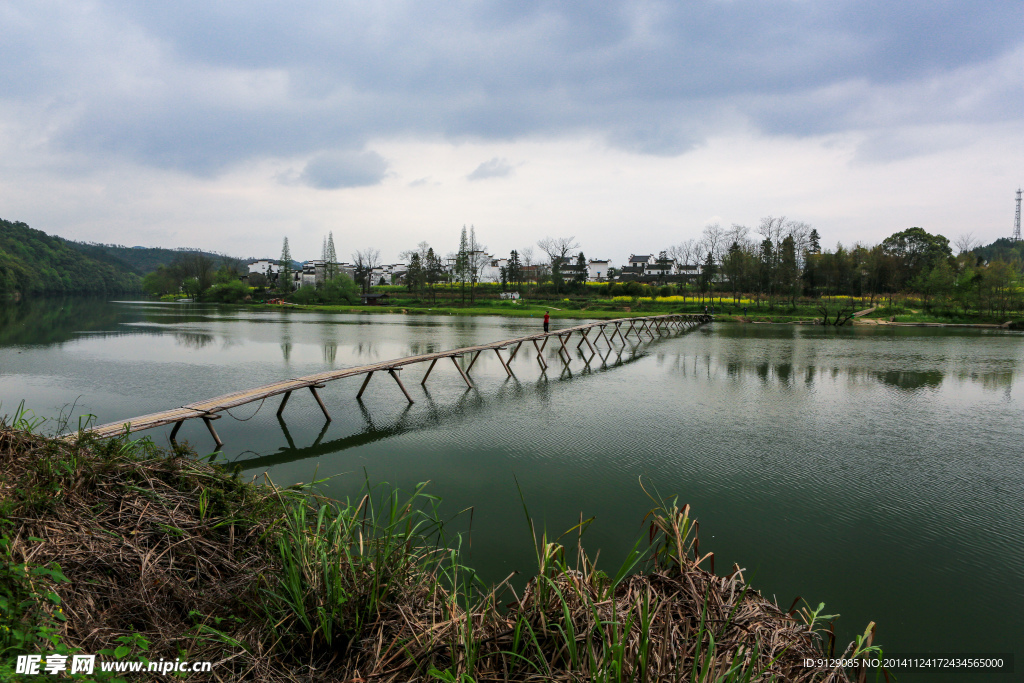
[0,417,880,681]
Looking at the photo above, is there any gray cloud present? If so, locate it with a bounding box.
[2,0,1022,174]
[467,158,514,181]
[298,150,388,189]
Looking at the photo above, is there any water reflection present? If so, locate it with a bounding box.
[702,356,1019,393]
[174,332,216,349]
[323,341,337,364]
[229,347,652,469]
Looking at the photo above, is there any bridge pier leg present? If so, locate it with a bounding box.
[421,358,438,385]
[202,415,223,449]
[532,339,548,369]
[494,348,512,377]
[309,384,331,421]
[356,371,374,399]
[582,332,597,354]
[558,334,572,362]
[169,420,183,444]
[508,341,523,363]
[576,330,588,349]
[276,390,292,416]
[465,350,482,375]
[389,369,414,404]
[451,356,474,388]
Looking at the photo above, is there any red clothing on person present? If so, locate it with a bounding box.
[543,313,550,324]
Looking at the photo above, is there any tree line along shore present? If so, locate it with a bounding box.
[4,216,1024,325]
[1,410,878,682]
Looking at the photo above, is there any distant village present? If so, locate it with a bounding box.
[245,252,707,290]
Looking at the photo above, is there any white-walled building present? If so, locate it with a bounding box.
[247,259,280,276]
[481,257,507,283]
[587,259,612,281]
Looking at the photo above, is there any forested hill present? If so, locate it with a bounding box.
[68,241,237,275]
[0,219,141,297]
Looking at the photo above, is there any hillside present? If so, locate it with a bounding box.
[973,237,1024,265]
[0,219,141,297]
[67,241,242,274]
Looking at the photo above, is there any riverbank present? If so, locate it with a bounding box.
[0,422,871,681]
[235,286,1023,326]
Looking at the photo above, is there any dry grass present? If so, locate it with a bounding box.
[0,425,872,682]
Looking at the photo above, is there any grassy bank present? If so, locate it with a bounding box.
[1,416,878,681]
[250,292,1023,327]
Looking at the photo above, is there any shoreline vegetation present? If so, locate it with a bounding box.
[1,413,880,681]
[240,293,1024,329]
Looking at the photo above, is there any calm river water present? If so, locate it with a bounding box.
[1,299,1021,681]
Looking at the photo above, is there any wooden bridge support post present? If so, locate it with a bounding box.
[389,369,414,404]
[309,384,331,421]
[421,358,438,385]
[531,339,548,369]
[558,334,572,363]
[202,415,223,449]
[465,350,483,375]
[581,331,597,354]
[450,356,474,388]
[508,341,524,363]
[494,348,512,377]
[276,390,292,416]
[356,371,374,399]
[169,420,183,444]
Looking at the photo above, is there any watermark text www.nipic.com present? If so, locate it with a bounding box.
[15,654,213,675]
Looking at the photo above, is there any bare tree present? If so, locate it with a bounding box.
[400,241,432,264]
[537,236,580,290]
[725,223,750,248]
[352,248,381,293]
[701,223,725,266]
[667,239,697,266]
[954,232,980,256]
[467,226,489,304]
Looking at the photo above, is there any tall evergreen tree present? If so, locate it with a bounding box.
[407,253,423,293]
[808,229,821,254]
[279,237,293,292]
[508,250,522,288]
[326,232,338,280]
[455,226,470,304]
[573,252,587,287]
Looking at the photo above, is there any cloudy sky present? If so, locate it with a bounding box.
[1,1,1022,263]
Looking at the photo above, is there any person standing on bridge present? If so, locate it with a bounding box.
[543,311,550,333]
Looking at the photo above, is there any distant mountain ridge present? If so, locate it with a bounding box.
[67,241,244,275]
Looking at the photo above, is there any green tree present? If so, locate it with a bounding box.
[406,253,424,293]
[572,252,587,288]
[279,237,293,293]
[425,248,443,303]
[880,227,953,290]
[455,226,470,304]
[507,250,522,288]
[778,235,798,306]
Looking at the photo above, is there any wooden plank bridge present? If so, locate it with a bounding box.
[76,314,711,448]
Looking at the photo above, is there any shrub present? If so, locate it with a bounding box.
[204,280,249,303]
